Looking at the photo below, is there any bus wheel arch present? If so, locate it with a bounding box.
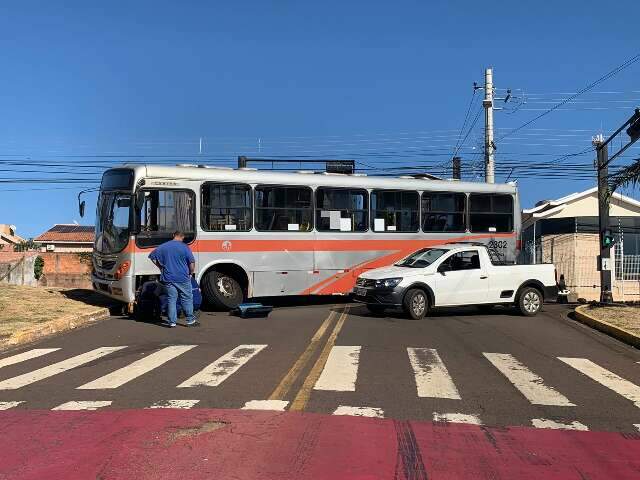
[200,262,249,310]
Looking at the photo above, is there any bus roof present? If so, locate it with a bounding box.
[116,164,518,194]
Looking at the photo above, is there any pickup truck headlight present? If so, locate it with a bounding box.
[375,277,403,289]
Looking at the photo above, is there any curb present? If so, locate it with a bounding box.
[3,307,111,349]
[574,305,640,349]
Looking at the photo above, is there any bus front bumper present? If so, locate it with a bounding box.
[92,275,135,304]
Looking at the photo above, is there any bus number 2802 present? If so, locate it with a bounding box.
[488,240,508,249]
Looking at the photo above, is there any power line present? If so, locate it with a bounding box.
[497,52,640,142]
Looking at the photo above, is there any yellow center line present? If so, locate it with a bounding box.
[289,306,350,411]
[268,309,337,401]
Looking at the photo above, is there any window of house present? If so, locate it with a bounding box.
[255,185,313,231]
[137,189,195,247]
[315,187,368,232]
[422,192,466,232]
[469,194,514,233]
[201,183,252,232]
[370,190,419,232]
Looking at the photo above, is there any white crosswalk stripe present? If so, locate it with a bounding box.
[52,401,112,411]
[242,400,289,411]
[433,412,482,425]
[0,401,24,410]
[0,347,127,390]
[333,406,384,418]
[0,349,60,370]
[484,353,574,406]
[531,418,589,431]
[559,357,640,408]
[177,345,267,388]
[407,348,461,399]
[314,346,361,391]
[77,345,196,390]
[148,400,200,409]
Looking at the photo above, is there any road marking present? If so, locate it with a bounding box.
[433,412,482,425]
[531,418,589,431]
[269,310,337,400]
[148,400,200,409]
[0,401,23,410]
[52,401,112,411]
[77,345,196,389]
[407,348,461,399]
[290,307,350,411]
[333,406,384,418]
[314,346,360,391]
[177,345,267,388]
[242,400,289,411]
[0,347,127,390]
[559,357,640,408]
[483,353,574,406]
[0,349,60,370]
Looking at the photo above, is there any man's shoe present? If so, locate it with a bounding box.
[161,321,177,328]
[185,321,201,328]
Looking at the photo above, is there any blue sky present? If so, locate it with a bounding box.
[1,1,639,238]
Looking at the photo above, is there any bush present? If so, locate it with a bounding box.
[34,256,44,280]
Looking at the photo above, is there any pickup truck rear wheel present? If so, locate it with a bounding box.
[403,289,428,320]
[517,287,542,316]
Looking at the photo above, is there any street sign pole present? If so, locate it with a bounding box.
[594,135,613,303]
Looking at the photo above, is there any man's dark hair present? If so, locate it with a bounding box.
[173,230,185,238]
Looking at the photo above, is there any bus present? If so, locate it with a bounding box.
[88,164,520,311]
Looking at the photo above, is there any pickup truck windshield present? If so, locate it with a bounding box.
[395,248,447,268]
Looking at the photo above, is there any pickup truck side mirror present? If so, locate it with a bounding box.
[437,263,451,275]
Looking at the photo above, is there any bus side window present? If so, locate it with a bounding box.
[469,194,514,233]
[315,187,368,232]
[422,192,466,232]
[255,185,313,232]
[201,183,252,232]
[371,190,419,232]
[137,189,195,247]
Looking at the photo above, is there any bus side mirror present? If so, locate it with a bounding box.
[79,200,86,218]
[135,190,145,211]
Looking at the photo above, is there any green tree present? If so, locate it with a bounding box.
[14,238,37,252]
[34,256,44,280]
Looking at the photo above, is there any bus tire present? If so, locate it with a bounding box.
[403,288,428,320]
[202,270,245,310]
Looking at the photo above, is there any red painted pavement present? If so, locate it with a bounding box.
[0,409,639,479]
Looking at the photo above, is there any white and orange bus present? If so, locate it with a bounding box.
[88,164,520,310]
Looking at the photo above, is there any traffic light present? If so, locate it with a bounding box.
[602,229,616,248]
[627,108,640,141]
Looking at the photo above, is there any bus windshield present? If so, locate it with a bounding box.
[395,248,448,268]
[95,191,131,254]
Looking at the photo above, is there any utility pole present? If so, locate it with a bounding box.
[483,68,495,183]
[593,134,613,303]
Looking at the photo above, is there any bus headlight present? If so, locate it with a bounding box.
[114,261,131,280]
[375,278,402,289]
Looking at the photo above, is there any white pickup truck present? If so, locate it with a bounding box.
[353,243,557,319]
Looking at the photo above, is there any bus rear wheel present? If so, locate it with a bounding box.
[202,270,245,310]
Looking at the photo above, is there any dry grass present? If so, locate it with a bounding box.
[0,285,113,342]
[585,306,640,336]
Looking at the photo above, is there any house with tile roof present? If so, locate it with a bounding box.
[33,224,95,253]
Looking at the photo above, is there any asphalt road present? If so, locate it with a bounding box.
[1,302,639,433]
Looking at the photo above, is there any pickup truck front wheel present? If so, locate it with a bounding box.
[403,289,428,320]
[517,287,542,316]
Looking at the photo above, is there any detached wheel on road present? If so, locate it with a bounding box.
[366,304,387,315]
[403,288,428,320]
[517,287,542,316]
[202,270,245,310]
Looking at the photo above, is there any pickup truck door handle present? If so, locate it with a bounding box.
[480,275,488,279]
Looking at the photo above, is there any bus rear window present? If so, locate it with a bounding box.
[469,194,514,233]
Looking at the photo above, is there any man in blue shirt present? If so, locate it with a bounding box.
[149,231,198,327]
